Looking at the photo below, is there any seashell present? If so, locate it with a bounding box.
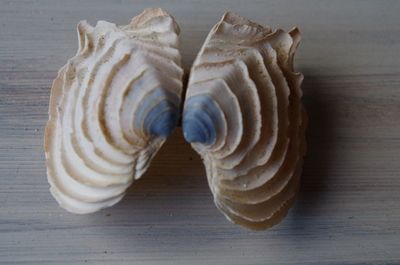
[44,8,183,214]
[182,12,307,230]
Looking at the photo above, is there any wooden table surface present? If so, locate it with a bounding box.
[1,0,399,264]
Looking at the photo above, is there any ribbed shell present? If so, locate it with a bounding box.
[44,8,183,214]
[182,12,306,230]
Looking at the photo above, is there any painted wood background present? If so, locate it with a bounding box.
[0,0,399,264]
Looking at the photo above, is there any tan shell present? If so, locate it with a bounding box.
[44,8,183,214]
[182,12,307,230]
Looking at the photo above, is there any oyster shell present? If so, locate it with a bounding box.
[44,8,183,214]
[182,12,306,230]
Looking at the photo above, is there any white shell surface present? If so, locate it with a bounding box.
[44,8,183,214]
[182,12,306,230]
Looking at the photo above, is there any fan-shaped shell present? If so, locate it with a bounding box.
[44,8,183,214]
[182,12,306,230]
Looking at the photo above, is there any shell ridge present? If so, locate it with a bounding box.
[45,9,182,214]
[183,12,305,230]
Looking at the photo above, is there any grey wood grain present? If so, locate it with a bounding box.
[0,0,400,264]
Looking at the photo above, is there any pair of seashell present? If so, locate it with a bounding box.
[44,8,306,230]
